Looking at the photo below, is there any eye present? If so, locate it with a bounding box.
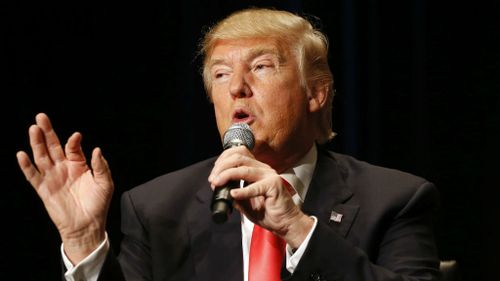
[252,61,274,72]
[212,69,230,81]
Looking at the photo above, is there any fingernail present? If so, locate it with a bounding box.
[230,189,238,196]
[212,175,220,184]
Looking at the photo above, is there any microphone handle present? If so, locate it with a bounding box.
[211,180,240,224]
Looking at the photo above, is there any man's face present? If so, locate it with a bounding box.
[207,38,315,167]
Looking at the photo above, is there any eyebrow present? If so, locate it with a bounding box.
[246,47,284,63]
[207,58,228,70]
[208,46,286,70]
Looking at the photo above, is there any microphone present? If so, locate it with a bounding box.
[211,123,255,224]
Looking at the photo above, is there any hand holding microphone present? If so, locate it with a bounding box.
[211,123,254,224]
[209,123,313,247]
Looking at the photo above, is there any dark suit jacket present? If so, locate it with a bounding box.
[98,148,440,281]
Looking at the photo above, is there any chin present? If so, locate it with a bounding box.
[252,141,277,162]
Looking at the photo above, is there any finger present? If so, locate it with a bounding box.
[209,149,238,182]
[230,181,267,200]
[29,124,54,169]
[211,166,251,187]
[210,153,250,182]
[35,113,65,162]
[213,146,252,166]
[65,132,86,162]
[91,147,113,191]
[211,165,275,188]
[230,175,286,201]
[209,149,265,182]
[16,151,42,188]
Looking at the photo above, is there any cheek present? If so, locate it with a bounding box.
[212,97,231,134]
[212,90,229,113]
[214,104,228,126]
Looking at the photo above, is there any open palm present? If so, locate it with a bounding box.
[17,113,113,261]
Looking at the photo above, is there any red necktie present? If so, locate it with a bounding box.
[248,224,286,281]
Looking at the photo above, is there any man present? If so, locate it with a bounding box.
[17,8,440,281]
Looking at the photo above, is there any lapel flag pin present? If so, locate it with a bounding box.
[330,211,343,223]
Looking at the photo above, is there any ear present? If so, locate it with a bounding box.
[308,82,329,113]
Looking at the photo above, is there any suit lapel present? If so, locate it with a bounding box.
[189,182,244,281]
[302,149,359,237]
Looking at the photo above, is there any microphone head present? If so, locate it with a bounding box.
[223,123,255,150]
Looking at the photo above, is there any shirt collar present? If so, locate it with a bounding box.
[280,144,317,205]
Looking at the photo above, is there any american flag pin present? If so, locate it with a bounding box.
[330,211,343,223]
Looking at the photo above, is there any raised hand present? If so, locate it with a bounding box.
[16,113,114,264]
[208,146,313,249]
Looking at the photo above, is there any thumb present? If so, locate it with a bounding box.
[91,147,114,190]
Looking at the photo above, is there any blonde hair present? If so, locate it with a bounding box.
[200,8,335,144]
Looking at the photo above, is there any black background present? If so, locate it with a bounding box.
[2,1,499,280]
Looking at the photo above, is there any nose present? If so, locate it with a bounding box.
[229,69,252,98]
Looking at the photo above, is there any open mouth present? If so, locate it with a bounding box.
[232,109,252,123]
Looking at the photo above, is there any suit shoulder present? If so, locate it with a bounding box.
[327,151,439,214]
[320,149,438,205]
[325,150,430,187]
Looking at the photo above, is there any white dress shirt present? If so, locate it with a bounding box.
[63,145,318,281]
